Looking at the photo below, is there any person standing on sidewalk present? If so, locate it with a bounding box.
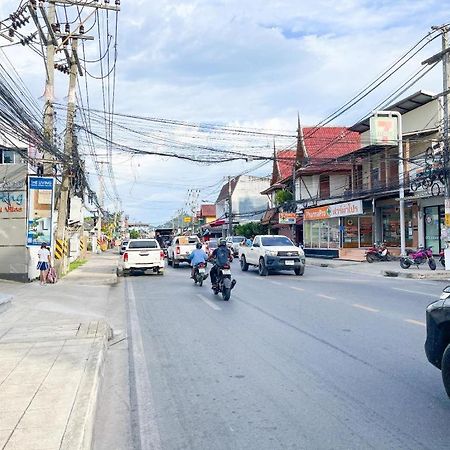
[37,243,51,285]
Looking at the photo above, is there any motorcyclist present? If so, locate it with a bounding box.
[209,238,233,289]
[188,242,208,279]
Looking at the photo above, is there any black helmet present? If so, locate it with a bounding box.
[196,242,202,249]
[219,238,227,246]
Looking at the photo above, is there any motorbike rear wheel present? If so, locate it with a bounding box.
[366,253,375,263]
[400,258,411,269]
[428,258,437,271]
[222,287,231,301]
[385,253,392,261]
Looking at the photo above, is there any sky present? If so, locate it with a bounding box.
[0,0,449,225]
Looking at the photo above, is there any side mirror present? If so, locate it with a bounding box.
[443,286,450,293]
[253,243,259,247]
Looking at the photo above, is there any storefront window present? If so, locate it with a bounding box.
[311,221,320,248]
[360,216,373,247]
[381,206,413,247]
[343,217,358,248]
[329,218,340,248]
[303,221,311,248]
[425,206,444,254]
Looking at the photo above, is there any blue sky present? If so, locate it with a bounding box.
[0,0,448,225]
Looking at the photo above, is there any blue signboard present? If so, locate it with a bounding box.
[26,176,55,247]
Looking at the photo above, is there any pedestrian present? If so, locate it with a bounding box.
[37,243,51,285]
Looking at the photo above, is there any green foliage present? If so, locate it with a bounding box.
[68,259,87,272]
[129,229,140,239]
[275,189,293,205]
[234,222,268,238]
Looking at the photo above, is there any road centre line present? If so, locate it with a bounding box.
[269,280,284,286]
[317,294,336,300]
[352,304,379,313]
[197,294,221,311]
[404,319,426,327]
[392,287,436,297]
[290,286,305,292]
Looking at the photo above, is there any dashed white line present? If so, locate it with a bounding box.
[269,280,284,286]
[404,319,426,327]
[392,287,435,296]
[317,294,336,300]
[197,294,222,310]
[290,286,305,292]
[352,303,379,313]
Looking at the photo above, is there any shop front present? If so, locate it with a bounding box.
[303,199,373,258]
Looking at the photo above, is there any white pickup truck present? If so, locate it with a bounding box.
[167,235,201,268]
[117,239,165,276]
[239,235,305,276]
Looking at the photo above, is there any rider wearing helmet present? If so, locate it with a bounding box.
[209,238,233,289]
[188,242,208,279]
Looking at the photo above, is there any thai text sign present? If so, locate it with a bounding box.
[26,176,54,247]
[370,116,398,146]
[279,212,296,224]
[304,200,363,221]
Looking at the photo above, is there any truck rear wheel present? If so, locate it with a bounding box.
[442,343,450,397]
[173,261,179,268]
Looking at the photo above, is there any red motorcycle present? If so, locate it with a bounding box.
[365,242,391,263]
[400,246,436,270]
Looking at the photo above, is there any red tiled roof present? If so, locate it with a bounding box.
[200,204,216,217]
[273,127,360,183]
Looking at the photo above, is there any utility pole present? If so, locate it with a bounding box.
[54,37,78,276]
[422,25,450,269]
[42,1,55,175]
[228,176,233,237]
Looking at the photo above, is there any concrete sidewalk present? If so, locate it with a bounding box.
[0,251,119,450]
[307,257,450,280]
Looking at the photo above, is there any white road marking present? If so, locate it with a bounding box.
[352,303,379,313]
[197,294,222,311]
[269,281,284,286]
[126,281,162,450]
[317,294,336,300]
[404,319,426,327]
[290,286,305,292]
[392,287,436,296]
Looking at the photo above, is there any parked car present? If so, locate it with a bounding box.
[167,235,201,267]
[425,285,450,397]
[226,236,246,257]
[239,235,305,276]
[117,239,165,276]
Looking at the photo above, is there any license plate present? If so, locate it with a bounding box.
[199,268,206,274]
[285,260,294,266]
[222,269,231,275]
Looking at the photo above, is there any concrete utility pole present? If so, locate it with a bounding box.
[43,1,55,174]
[228,176,233,237]
[54,38,78,276]
[423,25,450,269]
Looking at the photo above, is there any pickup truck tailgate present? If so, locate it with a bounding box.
[127,248,161,266]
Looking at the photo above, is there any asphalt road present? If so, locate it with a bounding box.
[126,260,450,450]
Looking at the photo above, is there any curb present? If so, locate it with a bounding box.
[60,321,113,450]
[382,270,450,280]
[0,294,12,314]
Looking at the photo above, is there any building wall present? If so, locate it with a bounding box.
[0,164,28,281]
[232,176,270,220]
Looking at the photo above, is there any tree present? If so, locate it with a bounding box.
[275,189,293,205]
[234,222,268,238]
[129,229,140,239]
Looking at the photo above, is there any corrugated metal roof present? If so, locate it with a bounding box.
[350,91,436,133]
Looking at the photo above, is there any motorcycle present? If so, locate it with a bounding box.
[440,250,445,268]
[400,246,436,270]
[213,263,236,301]
[193,262,208,287]
[365,242,391,263]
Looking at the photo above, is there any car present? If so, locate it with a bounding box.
[117,238,165,276]
[425,285,450,397]
[238,235,305,276]
[206,239,218,257]
[119,240,129,255]
[226,236,246,257]
[167,235,201,267]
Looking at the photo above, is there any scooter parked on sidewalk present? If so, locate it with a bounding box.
[193,262,208,287]
[365,242,391,263]
[212,263,236,301]
[400,246,436,270]
[440,250,446,268]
